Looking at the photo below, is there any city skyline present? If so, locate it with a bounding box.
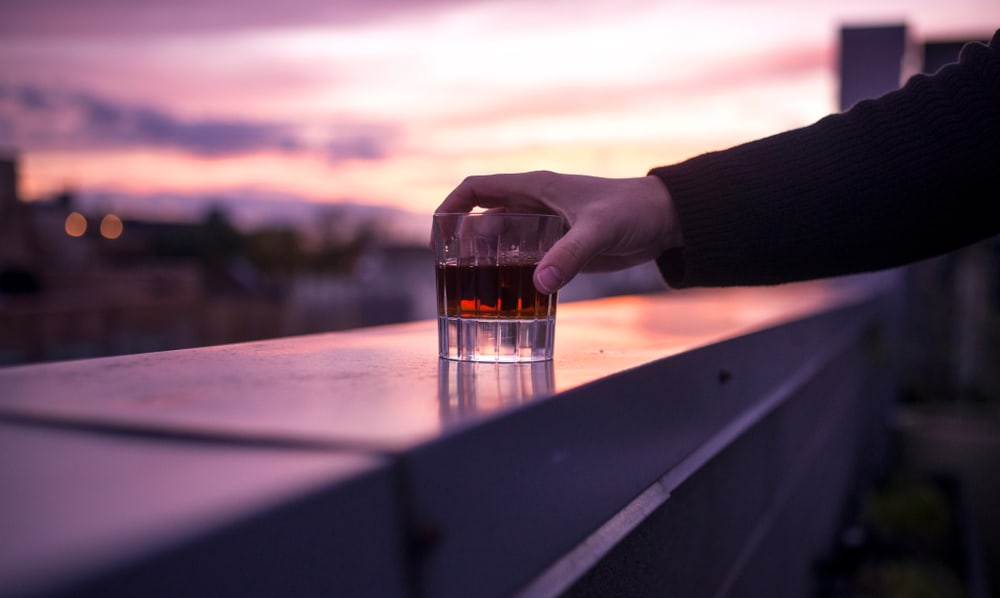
[2,0,997,219]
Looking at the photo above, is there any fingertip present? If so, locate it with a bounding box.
[534,265,564,295]
[436,179,476,214]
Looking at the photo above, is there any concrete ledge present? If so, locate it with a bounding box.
[0,276,900,597]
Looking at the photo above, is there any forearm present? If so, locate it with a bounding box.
[650,29,1000,288]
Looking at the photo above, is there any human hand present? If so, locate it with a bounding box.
[436,171,683,293]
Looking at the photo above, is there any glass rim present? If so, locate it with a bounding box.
[433,211,563,221]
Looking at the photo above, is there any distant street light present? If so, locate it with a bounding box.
[65,211,87,237]
[100,214,124,239]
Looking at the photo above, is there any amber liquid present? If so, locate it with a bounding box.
[436,261,557,319]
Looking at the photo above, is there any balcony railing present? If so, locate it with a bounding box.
[0,273,901,597]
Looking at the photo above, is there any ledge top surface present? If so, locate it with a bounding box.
[0,280,872,451]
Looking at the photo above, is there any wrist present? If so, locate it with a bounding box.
[643,175,684,252]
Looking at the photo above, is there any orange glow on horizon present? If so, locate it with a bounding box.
[18,138,723,214]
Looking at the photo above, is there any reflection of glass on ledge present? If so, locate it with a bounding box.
[437,360,555,422]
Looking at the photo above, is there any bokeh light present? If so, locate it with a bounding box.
[100,214,124,239]
[64,212,87,237]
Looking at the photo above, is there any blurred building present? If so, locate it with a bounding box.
[2,156,206,363]
[0,155,435,365]
[838,24,909,111]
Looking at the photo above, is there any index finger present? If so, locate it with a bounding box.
[437,172,566,215]
[436,174,505,214]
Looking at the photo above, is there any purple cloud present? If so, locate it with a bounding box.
[324,125,397,162]
[0,83,397,161]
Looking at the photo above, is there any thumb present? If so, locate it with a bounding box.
[533,223,602,294]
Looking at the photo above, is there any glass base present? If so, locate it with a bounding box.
[438,316,555,362]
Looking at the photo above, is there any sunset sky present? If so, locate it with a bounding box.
[1,0,997,222]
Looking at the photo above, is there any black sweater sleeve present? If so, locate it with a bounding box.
[649,28,1000,288]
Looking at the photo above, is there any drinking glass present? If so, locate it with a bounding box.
[433,212,564,362]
